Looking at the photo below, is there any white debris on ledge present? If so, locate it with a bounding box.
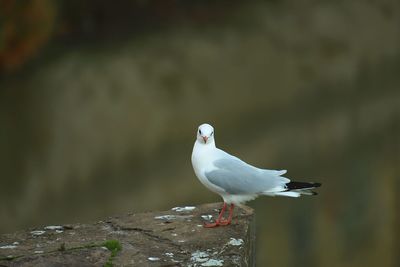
[30,230,46,236]
[0,245,17,249]
[201,259,224,266]
[154,214,194,221]
[154,215,176,220]
[228,238,244,246]
[171,206,196,212]
[190,251,224,267]
[190,251,209,263]
[201,215,213,221]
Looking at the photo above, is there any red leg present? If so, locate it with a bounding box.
[204,202,227,228]
[219,204,234,225]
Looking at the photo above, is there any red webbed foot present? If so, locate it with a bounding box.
[218,219,231,226]
[203,221,220,228]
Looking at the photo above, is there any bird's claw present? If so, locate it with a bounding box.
[203,222,219,228]
[203,219,232,227]
[218,220,231,226]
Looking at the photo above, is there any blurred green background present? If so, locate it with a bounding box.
[0,0,399,266]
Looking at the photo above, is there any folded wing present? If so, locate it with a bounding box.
[205,158,289,194]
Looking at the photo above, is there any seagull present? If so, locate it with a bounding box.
[191,123,321,227]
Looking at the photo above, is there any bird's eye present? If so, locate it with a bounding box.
[211,131,214,136]
[199,129,202,135]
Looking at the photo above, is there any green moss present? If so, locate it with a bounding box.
[0,255,22,261]
[0,240,122,266]
[103,240,122,256]
[102,240,122,267]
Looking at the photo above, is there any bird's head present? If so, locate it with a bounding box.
[196,123,215,144]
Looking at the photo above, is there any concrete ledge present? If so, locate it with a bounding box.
[0,203,255,266]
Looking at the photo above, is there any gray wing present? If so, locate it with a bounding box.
[205,158,289,194]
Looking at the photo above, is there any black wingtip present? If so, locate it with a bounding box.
[286,181,322,190]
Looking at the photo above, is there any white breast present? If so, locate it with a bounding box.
[191,141,225,195]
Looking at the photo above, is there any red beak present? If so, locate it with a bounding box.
[202,136,208,143]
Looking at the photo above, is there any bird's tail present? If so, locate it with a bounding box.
[274,181,321,197]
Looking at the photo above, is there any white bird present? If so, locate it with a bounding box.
[191,123,321,227]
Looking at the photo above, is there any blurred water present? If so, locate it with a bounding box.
[1,1,399,266]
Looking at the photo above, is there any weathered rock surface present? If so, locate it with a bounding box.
[0,203,254,266]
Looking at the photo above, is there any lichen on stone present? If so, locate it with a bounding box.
[201,215,213,221]
[30,230,46,236]
[0,245,17,249]
[201,258,224,266]
[190,250,224,266]
[228,238,244,246]
[154,215,176,220]
[172,206,196,212]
